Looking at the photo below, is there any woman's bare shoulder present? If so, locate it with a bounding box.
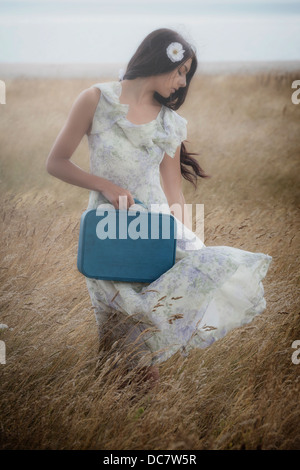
[69,86,101,135]
[77,86,101,110]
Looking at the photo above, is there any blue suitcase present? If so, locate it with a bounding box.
[77,199,177,283]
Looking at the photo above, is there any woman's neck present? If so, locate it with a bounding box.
[119,78,160,107]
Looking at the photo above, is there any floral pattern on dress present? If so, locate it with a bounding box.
[84,81,273,366]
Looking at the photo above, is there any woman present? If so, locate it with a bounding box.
[46,28,272,382]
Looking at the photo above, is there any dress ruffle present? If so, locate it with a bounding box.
[89,81,187,158]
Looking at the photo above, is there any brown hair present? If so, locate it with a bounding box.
[123,28,211,186]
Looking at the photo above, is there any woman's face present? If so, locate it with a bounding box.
[154,58,193,98]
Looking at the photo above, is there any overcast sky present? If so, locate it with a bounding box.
[0,0,299,64]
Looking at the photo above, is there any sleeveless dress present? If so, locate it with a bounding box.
[85,81,273,367]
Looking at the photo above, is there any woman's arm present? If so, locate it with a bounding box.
[45,87,135,209]
[159,145,192,230]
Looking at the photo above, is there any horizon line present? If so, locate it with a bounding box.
[1,60,300,78]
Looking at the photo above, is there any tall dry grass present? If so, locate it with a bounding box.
[0,70,299,450]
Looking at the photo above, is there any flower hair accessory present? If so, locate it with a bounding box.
[118,68,125,81]
[166,42,185,62]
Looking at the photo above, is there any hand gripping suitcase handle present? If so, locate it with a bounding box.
[96,198,147,211]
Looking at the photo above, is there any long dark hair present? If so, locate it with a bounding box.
[123,28,211,187]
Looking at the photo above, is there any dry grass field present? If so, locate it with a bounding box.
[0,69,299,450]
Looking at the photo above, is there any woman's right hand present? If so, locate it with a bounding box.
[100,181,135,210]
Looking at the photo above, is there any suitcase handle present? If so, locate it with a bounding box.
[96,198,147,211]
[133,198,147,210]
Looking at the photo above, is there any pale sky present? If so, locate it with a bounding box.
[0,0,299,63]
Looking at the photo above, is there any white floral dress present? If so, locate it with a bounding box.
[85,81,273,366]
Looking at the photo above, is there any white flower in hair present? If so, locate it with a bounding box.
[166,42,185,62]
[118,68,125,81]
